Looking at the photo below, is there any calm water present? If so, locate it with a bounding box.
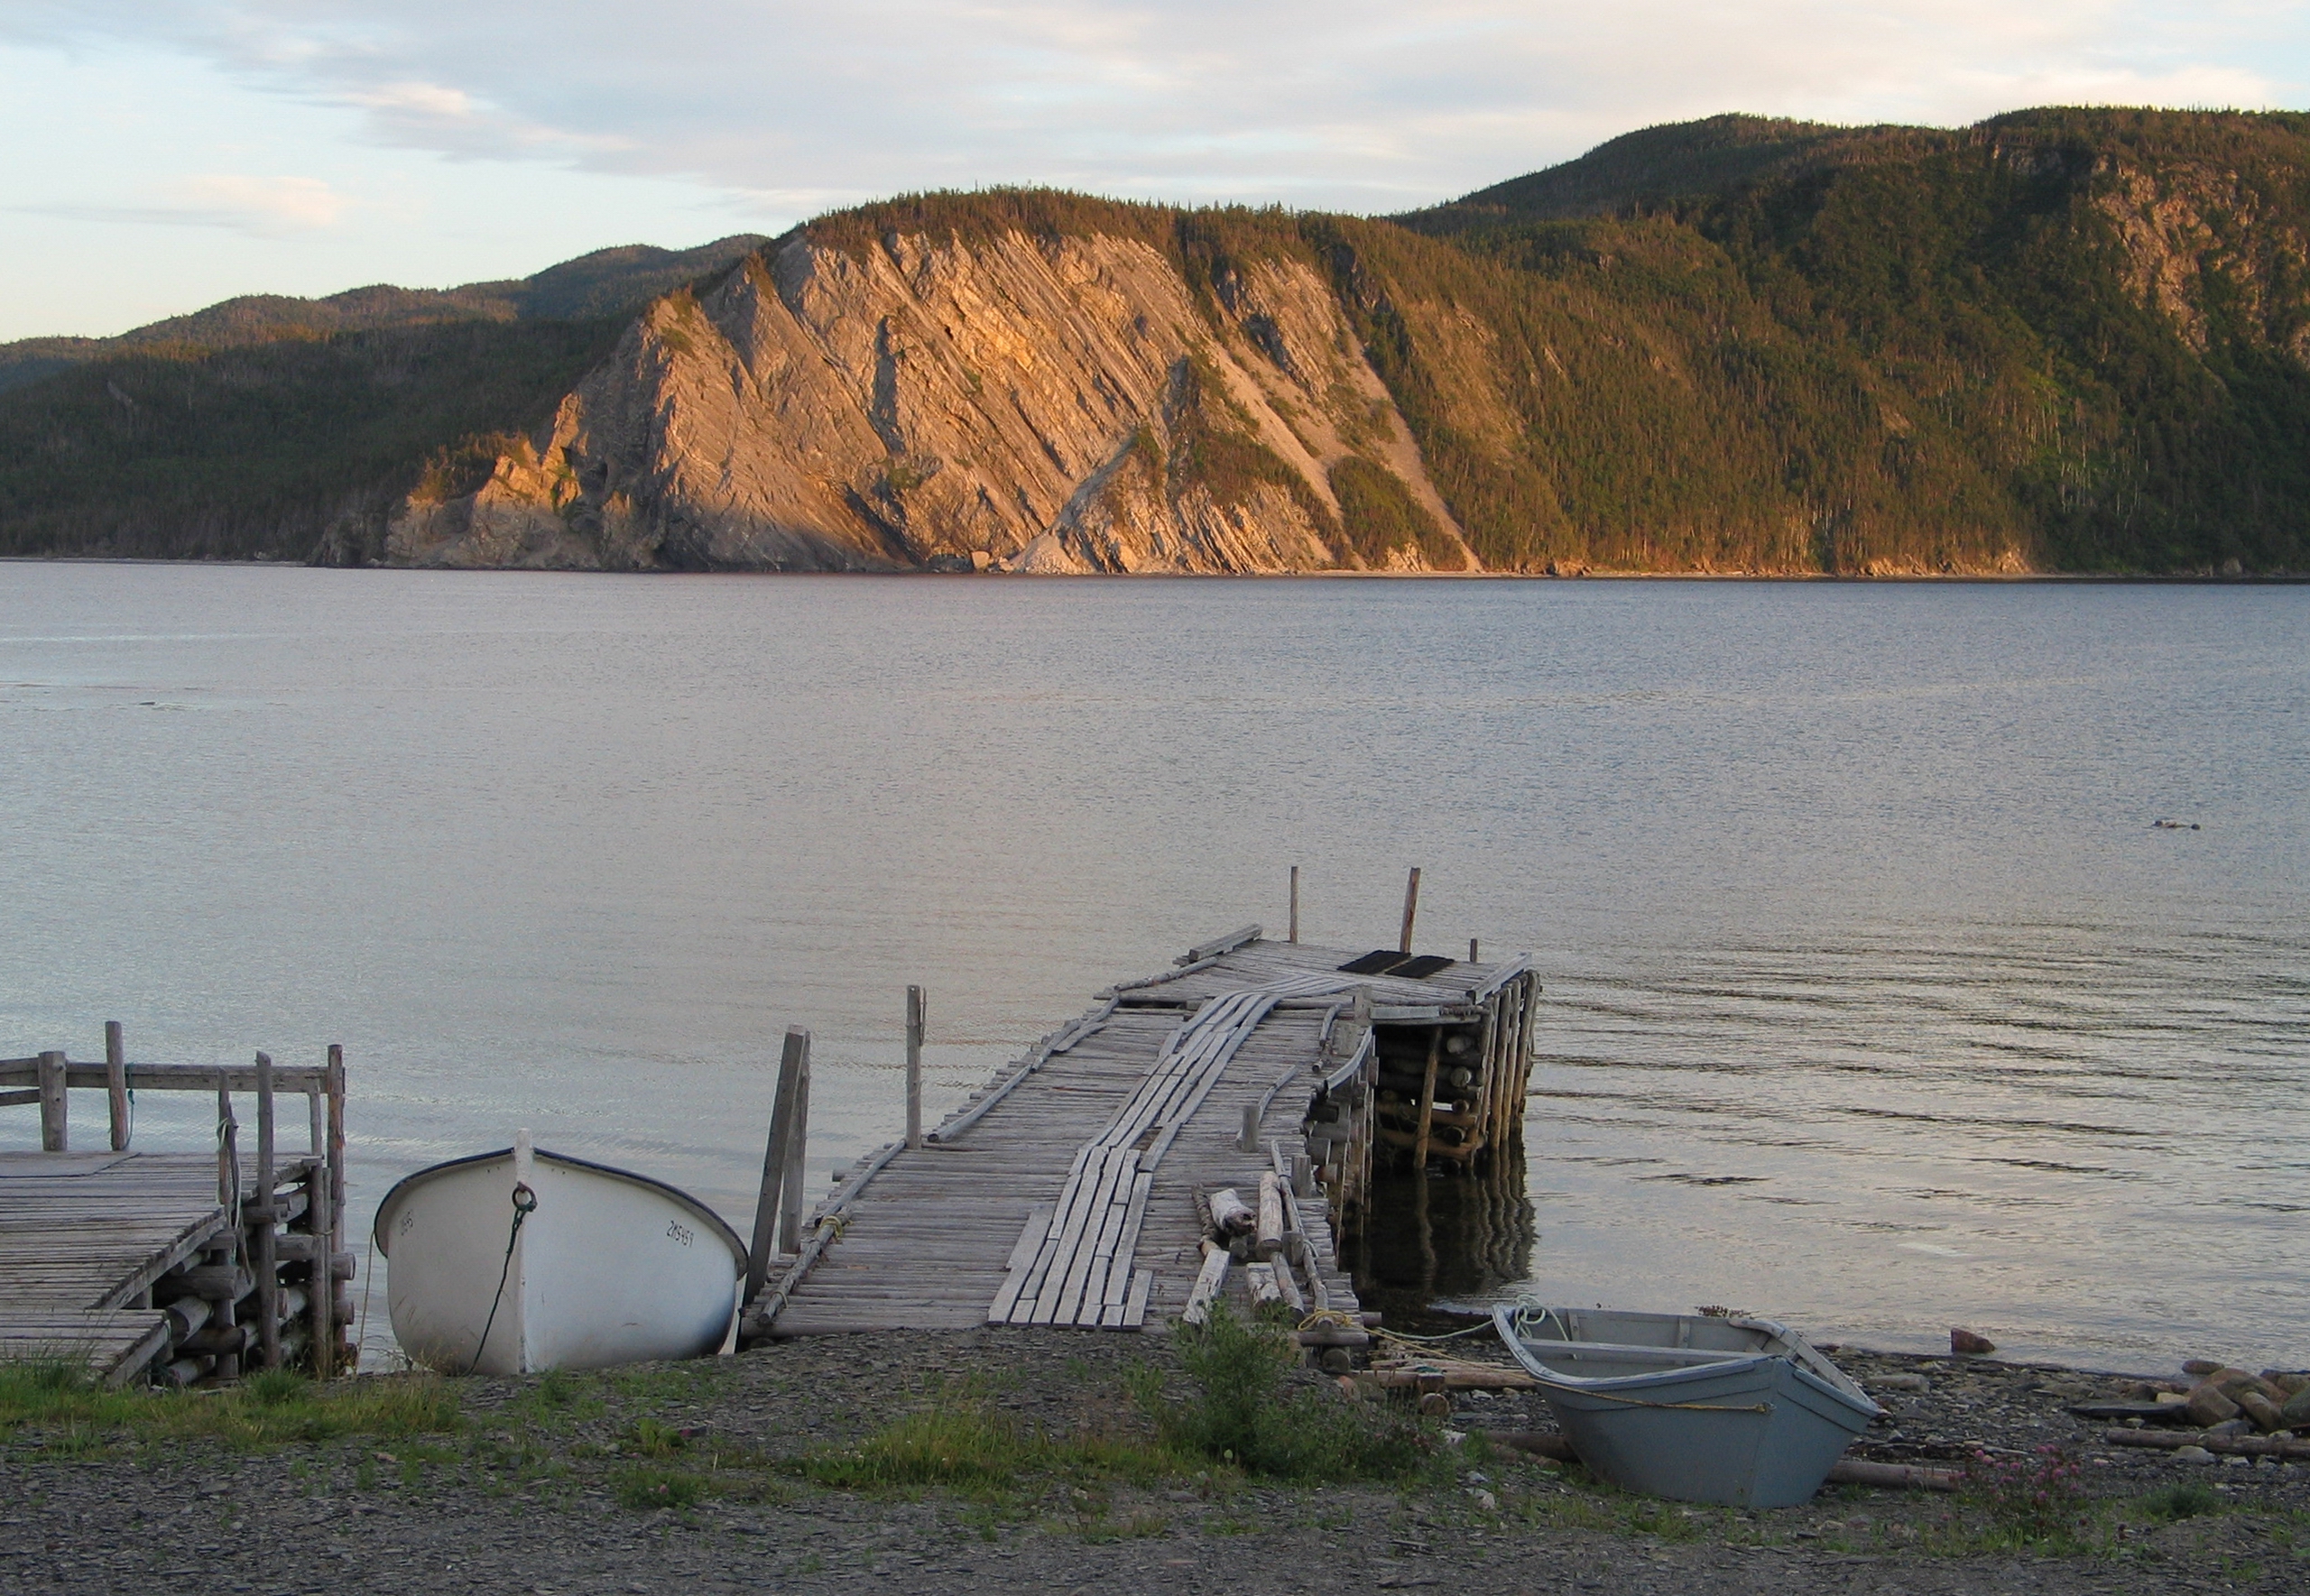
[3,564,2303,1370]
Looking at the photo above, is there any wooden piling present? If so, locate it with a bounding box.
[307,1158,334,1378]
[1289,865,1299,943]
[1411,1029,1443,1169]
[213,1085,240,1382]
[905,986,926,1152]
[780,1047,811,1255]
[253,1052,279,1371]
[1399,867,1421,955]
[37,1051,66,1151]
[746,1028,810,1301]
[326,1044,348,1361]
[105,1022,128,1151]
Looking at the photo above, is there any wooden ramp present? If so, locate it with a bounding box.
[754,931,1532,1338]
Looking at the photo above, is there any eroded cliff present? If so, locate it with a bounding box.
[387,227,1469,574]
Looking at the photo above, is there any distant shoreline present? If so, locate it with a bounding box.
[4,556,2306,585]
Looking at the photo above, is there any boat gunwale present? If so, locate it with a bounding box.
[1492,1305,1880,1416]
[373,1145,748,1268]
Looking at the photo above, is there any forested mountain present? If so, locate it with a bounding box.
[4,109,2305,574]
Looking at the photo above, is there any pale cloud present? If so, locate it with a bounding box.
[343,78,641,158]
[5,1,2302,215]
[22,172,346,235]
[178,171,344,231]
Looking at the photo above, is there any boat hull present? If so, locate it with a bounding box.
[376,1140,745,1376]
[1493,1305,1879,1508]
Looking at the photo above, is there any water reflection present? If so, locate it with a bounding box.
[1347,1142,1537,1334]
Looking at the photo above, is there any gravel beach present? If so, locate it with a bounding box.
[5,1330,2305,1595]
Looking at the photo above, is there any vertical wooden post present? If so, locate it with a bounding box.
[307,1087,323,1157]
[105,1021,129,1151]
[746,1028,810,1302]
[326,1044,347,1365]
[215,1083,240,1383]
[1410,1029,1443,1170]
[308,1158,334,1379]
[1470,1006,1501,1162]
[779,1049,811,1255]
[1469,938,1479,964]
[1289,866,1299,944]
[216,1084,236,1205]
[254,1052,280,1371]
[37,1051,66,1151]
[1239,1102,1260,1153]
[1399,867,1422,955]
[904,986,926,1152]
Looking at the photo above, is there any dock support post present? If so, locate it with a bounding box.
[1411,1029,1442,1170]
[254,1051,280,1371]
[1399,867,1421,955]
[215,1084,240,1383]
[37,1051,66,1151]
[1289,865,1299,944]
[105,1021,128,1150]
[746,1028,810,1302]
[326,1044,348,1369]
[1239,1102,1260,1153]
[904,987,925,1152]
[779,1047,811,1255]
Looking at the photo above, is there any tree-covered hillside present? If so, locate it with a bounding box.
[1397,108,2310,572]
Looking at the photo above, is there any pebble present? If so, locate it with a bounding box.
[2174,1445,2215,1462]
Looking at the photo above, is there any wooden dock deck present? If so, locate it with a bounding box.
[1,1041,351,1385]
[0,1151,322,1384]
[749,929,1537,1340]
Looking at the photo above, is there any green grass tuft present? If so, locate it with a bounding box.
[0,1360,460,1453]
[1137,1306,1439,1482]
[802,1406,1030,1492]
[2140,1480,2223,1521]
[612,1463,707,1510]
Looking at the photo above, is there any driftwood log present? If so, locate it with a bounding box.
[1182,1241,1231,1326]
[1254,1173,1285,1260]
[2103,1427,2310,1459]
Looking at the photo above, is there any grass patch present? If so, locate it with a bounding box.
[0,1361,460,1453]
[803,1406,1048,1493]
[613,1462,708,1510]
[2139,1481,2224,1522]
[1133,1306,1439,1482]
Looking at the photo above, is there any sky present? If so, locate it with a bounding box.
[4,2,2306,341]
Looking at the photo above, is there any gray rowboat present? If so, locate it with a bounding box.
[1492,1305,1880,1508]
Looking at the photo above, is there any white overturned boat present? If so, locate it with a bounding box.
[1493,1305,1880,1508]
[376,1131,746,1376]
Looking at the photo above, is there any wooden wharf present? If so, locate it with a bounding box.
[746,927,1539,1342]
[0,1034,352,1387]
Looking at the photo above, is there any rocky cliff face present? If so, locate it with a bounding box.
[388,229,1470,573]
